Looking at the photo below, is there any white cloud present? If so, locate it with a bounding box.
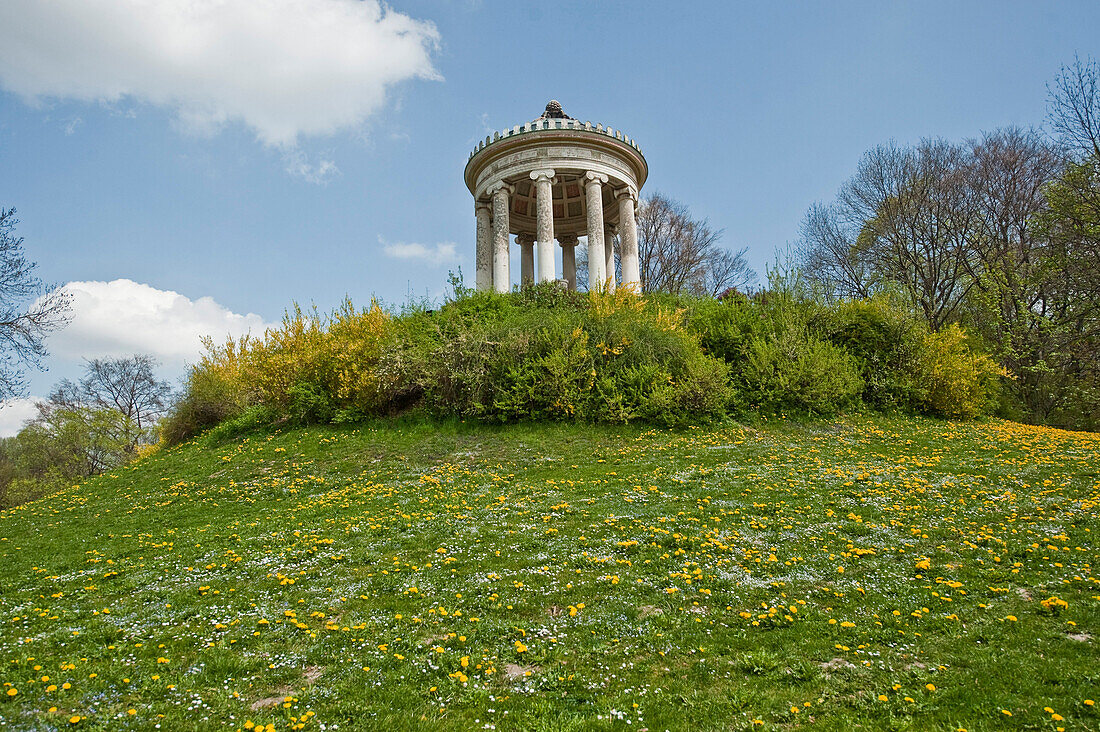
[0,0,440,146]
[381,238,458,265]
[0,398,41,438]
[45,279,274,367]
[282,148,340,184]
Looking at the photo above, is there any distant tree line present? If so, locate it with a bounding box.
[0,355,171,508]
[799,56,1100,429]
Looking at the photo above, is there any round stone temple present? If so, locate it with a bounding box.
[464,102,647,293]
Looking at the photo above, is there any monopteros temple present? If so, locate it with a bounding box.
[465,101,648,292]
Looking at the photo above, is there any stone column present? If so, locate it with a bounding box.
[474,201,492,292]
[489,182,514,293]
[517,233,535,286]
[603,223,617,293]
[617,188,640,291]
[559,233,578,291]
[530,169,556,283]
[584,172,608,291]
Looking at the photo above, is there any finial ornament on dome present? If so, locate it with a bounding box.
[538,100,573,120]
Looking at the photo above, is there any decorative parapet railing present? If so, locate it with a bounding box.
[468,118,643,160]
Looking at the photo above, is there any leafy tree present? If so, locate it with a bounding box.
[798,121,1098,428]
[1011,55,1100,427]
[958,129,1071,421]
[0,405,128,508]
[0,208,71,398]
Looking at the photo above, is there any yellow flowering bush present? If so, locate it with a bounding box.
[163,299,393,442]
[912,323,1001,419]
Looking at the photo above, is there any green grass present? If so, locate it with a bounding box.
[1,415,1098,730]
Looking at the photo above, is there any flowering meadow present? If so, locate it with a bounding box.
[1,416,1097,730]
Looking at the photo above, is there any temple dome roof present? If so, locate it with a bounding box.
[536,100,573,121]
[465,100,647,199]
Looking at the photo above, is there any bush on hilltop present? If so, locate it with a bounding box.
[161,283,1002,445]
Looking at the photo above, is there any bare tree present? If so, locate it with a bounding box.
[798,202,877,301]
[636,193,754,295]
[49,355,172,452]
[1048,55,1100,159]
[0,208,71,399]
[701,246,755,297]
[801,140,981,330]
[965,128,1061,286]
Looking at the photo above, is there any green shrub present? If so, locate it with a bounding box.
[685,291,862,416]
[160,367,247,445]
[819,297,926,411]
[638,350,731,426]
[685,295,763,360]
[287,381,336,425]
[164,287,731,440]
[203,405,279,444]
[412,289,731,425]
[162,299,395,444]
[737,328,864,416]
[0,476,63,509]
[163,283,1005,442]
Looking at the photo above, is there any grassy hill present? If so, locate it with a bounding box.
[0,416,1097,730]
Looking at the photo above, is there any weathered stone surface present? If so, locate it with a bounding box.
[585,172,607,290]
[474,202,492,292]
[517,232,535,285]
[604,223,616,293]
[618,189,640,290]
[531,169,556,283]
[490,182,513,293]
[559,233,578,291]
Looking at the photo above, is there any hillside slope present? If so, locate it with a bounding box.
[1,417,1098,730]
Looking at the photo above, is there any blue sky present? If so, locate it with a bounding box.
[0,0,1098,430]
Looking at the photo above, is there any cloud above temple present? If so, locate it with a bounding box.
[381,239,459,265]
[0,0,441,146]
[44,279,274,367]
